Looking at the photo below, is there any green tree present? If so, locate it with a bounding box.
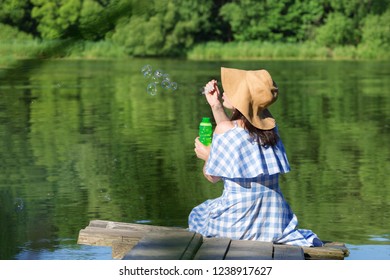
[317,0,390,46]
[78,0,108,40]
[110,0,213,56]
[0,22,33,40]
[315,12,357,47]
[357,8,390,59]
[30,0,124,39]
[219,0,325,42]
[325,0,389,22]
[31,0,82,39]
[0,0,37,34]
[361,9,390,48]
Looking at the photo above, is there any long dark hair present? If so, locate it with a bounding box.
[230,109,279,147]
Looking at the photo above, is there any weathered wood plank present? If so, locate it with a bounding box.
[194,238,231,260]
[123,231,199,260]
[324,241,350,257]
[88,220,186,232]
[77,229,142,246]
[77,227,144,246]
[273,244,305,260]
[303,246,345,260]
[225,240,273,260]
[77,220,187,247]
[112,240,135,259]
[181,233,203,260]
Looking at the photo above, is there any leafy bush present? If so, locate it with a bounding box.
[360,9,390,48]
[111,0,213,57]
[0,23,33,40]
[315,13,358,47]
[356,9,390,59]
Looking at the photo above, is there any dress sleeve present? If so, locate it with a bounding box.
[205,127,290,178]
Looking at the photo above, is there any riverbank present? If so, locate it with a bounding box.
[1,39,389,68]
[187,41,390,61]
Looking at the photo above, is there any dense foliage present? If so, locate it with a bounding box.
[0,0,389,59]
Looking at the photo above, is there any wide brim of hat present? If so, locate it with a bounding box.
[257,108,275,130]
[221,67,276,130]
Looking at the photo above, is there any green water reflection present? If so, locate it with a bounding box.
[0,59,389,259]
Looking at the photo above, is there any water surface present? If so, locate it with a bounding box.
[0,59,389,260]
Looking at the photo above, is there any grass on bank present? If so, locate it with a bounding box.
[0,39,128,68]
[187,41,390,61]
[1,39,389,68]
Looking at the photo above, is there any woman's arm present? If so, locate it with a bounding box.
[210,102,229,125]
[194,137,221,183]
[204,80,229,124]
[202,163,221,183]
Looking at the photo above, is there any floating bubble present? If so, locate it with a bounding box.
[161,78,171,90]
[162,73,170,80]
[141,64,153,78]
[151,70,164,84]
[147,82,158,96]
[151,75,159,84]
[14,198,24,212]
[141,65,178,95]
[170,82,178,91]
[154,69,164,79]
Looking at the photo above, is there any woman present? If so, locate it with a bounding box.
[189,67,322,246]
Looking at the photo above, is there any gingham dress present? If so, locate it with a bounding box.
[188,123,319,246]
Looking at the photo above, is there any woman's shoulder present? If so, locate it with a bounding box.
[214,120,235,135]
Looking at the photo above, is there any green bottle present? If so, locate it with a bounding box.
[199,117,213,146]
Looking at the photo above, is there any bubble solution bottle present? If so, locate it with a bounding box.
[199,117,213,146]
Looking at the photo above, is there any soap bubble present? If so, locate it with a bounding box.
[161,78,171,90]
[162,73,170,81]
[141,65,178,95]
[14,198,24,212]
[170,82,178,91]
[147,82,157,96]
[154,69,164,79]
[141,65,153,78]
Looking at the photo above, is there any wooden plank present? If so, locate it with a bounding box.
[324,241,350,257]
[123,231,199,260]
[181,233,203,260]
[88,220,111,228]
[194,238,231,260]
[77,220,187,246]
[77,227,144,246]
[112,240,135,259]
[273,244,305,260]
[225,240,273,260]
[88,220,186,232]
[303,246,345,260]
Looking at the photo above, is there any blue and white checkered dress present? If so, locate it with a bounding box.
[188,124,320,246]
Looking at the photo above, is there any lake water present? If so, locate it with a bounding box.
[0,58,389,260]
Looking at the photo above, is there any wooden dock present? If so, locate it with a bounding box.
[77,220,349,260]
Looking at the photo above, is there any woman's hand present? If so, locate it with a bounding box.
[204,80,221,108]
[194,137,211,161]
[203,80,229,125]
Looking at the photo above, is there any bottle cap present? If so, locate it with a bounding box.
[201,117,211,123]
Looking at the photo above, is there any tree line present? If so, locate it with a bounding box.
[0,0,389,58]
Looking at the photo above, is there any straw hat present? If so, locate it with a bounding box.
[221,67,278,130]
